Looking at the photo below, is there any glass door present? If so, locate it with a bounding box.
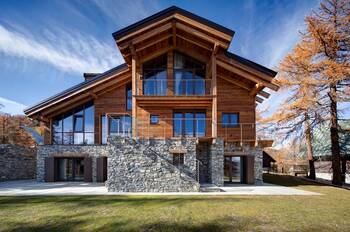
[224,156,243,183]
[57,158,85,181]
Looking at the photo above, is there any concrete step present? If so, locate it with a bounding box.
[199,184,225,192]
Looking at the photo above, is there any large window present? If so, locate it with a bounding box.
[143,54,167,95]
[222,113,239,127]
[173,111,206,137]
[174,52,206,96]
[53,102,94,145]
[101,114,132,144]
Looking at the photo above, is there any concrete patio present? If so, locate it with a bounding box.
[0,180,322,196]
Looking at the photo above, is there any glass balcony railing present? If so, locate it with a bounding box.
[140,79,212,96]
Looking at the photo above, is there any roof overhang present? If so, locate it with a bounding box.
[24,63,129,118]
[113,6,234,65]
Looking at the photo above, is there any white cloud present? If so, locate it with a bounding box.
[0,97,26,115]
[0,24,124,74]
[92,0,160,27]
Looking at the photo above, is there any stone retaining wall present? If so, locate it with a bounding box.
[0,144,36,181]
[37,145,109,182]
[106,137,199,192]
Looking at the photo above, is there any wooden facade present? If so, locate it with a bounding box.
[24,6,278,146]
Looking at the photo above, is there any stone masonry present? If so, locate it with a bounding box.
[106,137,199,192]
[209,138,224,186]
[0,144,36,181]
[37,145,109,182]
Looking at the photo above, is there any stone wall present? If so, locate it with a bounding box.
[209,138,224,186]
[252,147,263,184]
[106,137,199,192]
[0,144,36,181]
[37,145,109,182]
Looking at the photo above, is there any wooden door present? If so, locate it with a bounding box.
[84,157,92,182]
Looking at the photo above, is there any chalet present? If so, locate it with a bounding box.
[24,6,278,192]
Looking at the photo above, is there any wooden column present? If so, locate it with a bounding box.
[132,56,137,138]
[167,50,174,95]
[211,54,217,139]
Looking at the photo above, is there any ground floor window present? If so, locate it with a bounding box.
[173,111,206,137]
[172,154,184,167]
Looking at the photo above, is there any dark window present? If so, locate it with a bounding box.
[172,154,184,167]
[174,52,206,96]
[52,102,94,145]
[173,111,206,137]
[126,85,132,111]
[150,115,159,124]
[101,114,132,144]
[143,54,167,96]
[222,113,239,127]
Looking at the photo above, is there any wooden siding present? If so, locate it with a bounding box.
[217,77,256,141]
[94,83,131,144]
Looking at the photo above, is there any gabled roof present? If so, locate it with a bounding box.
[112,6,235,40]
[225,52,277,77]
[24,63,128,116]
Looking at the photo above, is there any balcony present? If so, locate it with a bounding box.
[137,79,212,96]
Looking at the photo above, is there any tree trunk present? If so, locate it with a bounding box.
[305,114,316,180]
[341,156,346,183]
[329,84,342,186]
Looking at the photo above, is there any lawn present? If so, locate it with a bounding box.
[0,174,349,232]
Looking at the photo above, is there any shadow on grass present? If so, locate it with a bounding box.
[5,214,267,232]
[263,173,326,187]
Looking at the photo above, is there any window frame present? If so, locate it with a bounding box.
[52,102,94,145]
[150,114,159,125]
[172,153,185,168]
[126,84,132,111]
[221,113,240,128]
[173,110,206,137]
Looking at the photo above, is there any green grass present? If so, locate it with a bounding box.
[0,174,349,232]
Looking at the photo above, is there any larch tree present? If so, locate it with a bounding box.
[267,40,323,180]
[305,0,350,185]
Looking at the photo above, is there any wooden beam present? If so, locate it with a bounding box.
[140,46,172,63]
[217,59,279,91]
[132,23,172,45]
[211,54,217,138]
[249,83,263,96]
[218,75,251,91]
[176,34,212,51]
[213,43,220,55]
[131,56,137,138]
[255,96,264,103]
[174,13,232,43]
[117,15,173,43]
[136,34,172,53]
[176,22,226,48]
[258,90,270,98]
[217,52,275,82]
[172,20,176,47]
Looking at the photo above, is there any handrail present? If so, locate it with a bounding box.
[138,79,212,96]
[103,113,276,144]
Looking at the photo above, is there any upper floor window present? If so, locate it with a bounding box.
[174,52,206,96]
[126,84,132,111]
[143,54,167,96]
[101,114,132,144]
[53,102,94,145]
[173,111,206,137]
[222,113,239,128]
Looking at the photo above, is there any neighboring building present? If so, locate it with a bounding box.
[24,6,278,192]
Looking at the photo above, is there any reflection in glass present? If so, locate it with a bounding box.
[143,54,167,96]
[173,112,206,137]
[52,102,94,145]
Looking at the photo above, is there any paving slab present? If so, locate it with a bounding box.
[0,180,322,196]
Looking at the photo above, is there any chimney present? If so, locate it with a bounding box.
[83,73,100,81]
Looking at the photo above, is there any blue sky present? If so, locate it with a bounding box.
[1,0,339,117]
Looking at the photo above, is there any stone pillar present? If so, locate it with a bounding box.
[209,138,224,186]
[252,147,263,184]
